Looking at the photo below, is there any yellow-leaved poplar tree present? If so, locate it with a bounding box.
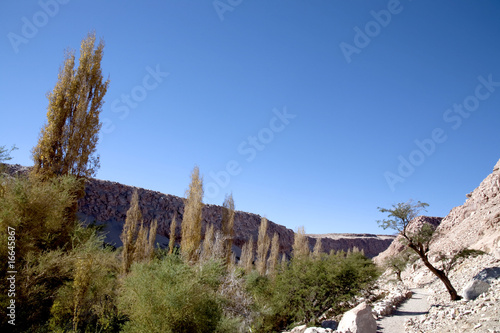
[121,190,141,274]
[221,193,235,265]
[120,190,157,273]
[146,219,158,259]
[180,166,204,262]
[267,232,280,277]
[312,238,323,259]
[32,31,109,180]
[256,217,270,276]
[133,219,157,262]
[292,226,310,260]
[240,236,254,274]
[168,215,177,255]
[201,223,215,262]
[72,255,93,331]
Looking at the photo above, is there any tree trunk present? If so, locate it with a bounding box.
[409,244,462,301]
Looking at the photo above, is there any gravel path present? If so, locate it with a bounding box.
[377,288,430,333]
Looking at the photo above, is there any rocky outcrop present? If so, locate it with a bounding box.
[430,158,500,258]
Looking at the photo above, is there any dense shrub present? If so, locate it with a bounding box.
[118,256,239,333]
[248,250,379,332]
[48,231,122,333]
[0,174,82,331]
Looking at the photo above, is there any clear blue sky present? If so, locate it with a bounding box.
[1,0,499,235]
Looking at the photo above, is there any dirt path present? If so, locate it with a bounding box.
[376,288,430,333]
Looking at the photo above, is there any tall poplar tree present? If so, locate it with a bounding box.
[292,226,310,260]
[181,166,204,262]
[256,217,270,276]
[221,193,235,265]
[32,31,109,179]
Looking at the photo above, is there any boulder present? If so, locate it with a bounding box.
[461,266,500,300]
[321,320,338,330]
[337,302,376,333]
[462,279,490,300]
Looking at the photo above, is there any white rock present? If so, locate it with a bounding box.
[290,324,307,333]
[304,327,332,333]
[337,302,377,333]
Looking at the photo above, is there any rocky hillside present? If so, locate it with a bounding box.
[372,158,500,332]
[78,177,296,256]
[375,158,500,266]
[79,177,394,258]
[308,233,396,259]
[430,158,500,258]
[1,164,394,258]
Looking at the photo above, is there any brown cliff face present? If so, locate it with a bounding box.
[78,177,393,257]
[308,234,395,258]
[78,177,297,255]
[1,164,395,258]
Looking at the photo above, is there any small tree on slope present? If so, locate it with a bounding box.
[377,200,461,300]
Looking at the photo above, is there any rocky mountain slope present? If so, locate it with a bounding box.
[375,158,500,265]
[430,158,500,258]
[1,164,394,258]
[78,177,394,257]
[372,158,500,332]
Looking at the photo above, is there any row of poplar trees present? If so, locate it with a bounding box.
[25,30,285,274]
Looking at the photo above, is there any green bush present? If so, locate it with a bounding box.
[48,231,122,333]
[248,250,379,332]
[0,174,83,331]
[0,175,81,258]
[118,257,239,333]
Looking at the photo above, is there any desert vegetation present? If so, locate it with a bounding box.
[0,32,379,332]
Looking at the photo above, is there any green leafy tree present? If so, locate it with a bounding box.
[377,200,461,300]
[384,248,414,282]
[31,31,109,180]
[249,250,379,332]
